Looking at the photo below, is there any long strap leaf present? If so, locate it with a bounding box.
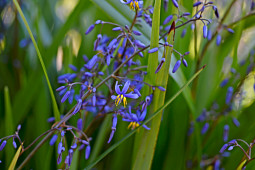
[8,145,22,170]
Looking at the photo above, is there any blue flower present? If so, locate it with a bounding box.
[120,0,143,10]
[122,107,150,130]
[111,81,139,107]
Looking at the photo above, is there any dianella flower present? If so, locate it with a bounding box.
[120,0,143,10]
[111,81,139,107]
[122,107,150,130]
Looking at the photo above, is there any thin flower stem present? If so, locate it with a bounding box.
[237,139,250,148]
[237,144,251,160]
[21,128,58,153]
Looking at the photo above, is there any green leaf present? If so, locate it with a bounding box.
[4,86,14,165]
[8,145,22,170]
[13,0,60,121]
[85,65,205,169]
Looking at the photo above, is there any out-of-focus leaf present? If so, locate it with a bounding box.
[4,86,14,164]
[8,145,22,170]
[13,0,60,120]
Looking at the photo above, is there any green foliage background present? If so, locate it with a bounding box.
[0,0,255,169]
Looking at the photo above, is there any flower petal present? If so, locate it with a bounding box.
[120,0,132,4]
[142,124,150,130]
[115,81,121,94]
[122,81,130,93]
[111,95,117,100]
[125,93,139,99]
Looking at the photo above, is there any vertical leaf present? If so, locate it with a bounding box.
[13,0,60,121]
[131,0,177,169]
[4,86,14,165]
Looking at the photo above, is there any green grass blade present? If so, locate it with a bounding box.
[84,65,206,170]
[8,145,22,170]
[4,86,15,165]
[13,0,60,121]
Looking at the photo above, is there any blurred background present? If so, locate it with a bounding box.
[0,0,255,169]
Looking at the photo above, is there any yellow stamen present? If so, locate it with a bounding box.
[128,122,133,129]
[115,94,125,106]
[130,2,134,10]
[127,122,140,130]
[123,97,127,108]
[135,1,139,9]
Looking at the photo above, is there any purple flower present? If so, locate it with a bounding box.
[112,27,122,31]
[182,59,188,67]
[61,91,71,103]
[232,118,240,127]
[108,114,118,143]
[85,24,95,35]
[182,12,190,16]
[0,140,7,151]
[203,25,208,38]
[193,1,202,7]
[49,134,58,146]
[122,107,150,130]
[201,123,209,134]
[181,28,187,38]
[171,0,179,8]
[220,144,228,153]
[207,29,212,40]
[134,40,146,48]
[214,159,220,170]
[120,0,142,10]
[77,118,83,131]
[71,142,77,149]
[223,125,229,142]
[111,81,139,107]
[157,86,166,91]
[220,79,229,87]
[213,6,219,18]
[155,58,165,73]
[69,64,77,71]
[85,145,91,159]
[226,86,234,104]
[163,15,173,25]
[216,34,221,46]
[133,30,142,36]
[56,86,66,92]
[12,139,17,149]
[172,60,181,73]
[148,47,159,53]
[84,55,98,69]
[227,28,234,34]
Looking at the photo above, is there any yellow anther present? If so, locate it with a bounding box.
[128,122,133,129]
[123,97,127,108]
[128,122,140,130]
[115,95,126,107]
[135,1,139,9]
